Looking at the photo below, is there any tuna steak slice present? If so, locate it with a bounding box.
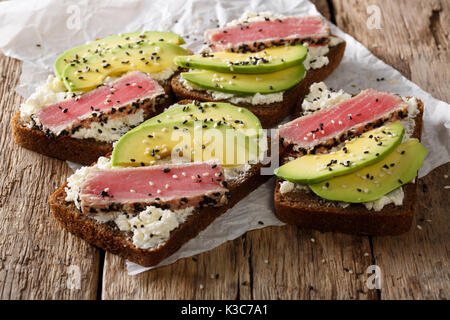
[279,89,409,154]
[36,71,165,135]
[79,160,229,215]
[205,16,330,52]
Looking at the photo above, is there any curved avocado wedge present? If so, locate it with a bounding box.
[111,120,260,167]
[141,102,262,138]
[181,64,306,95]
[54,31,185,80]
[275,122,405,185]
[309,139,427,203]
[174,45,307,74]
[62,42,188,92]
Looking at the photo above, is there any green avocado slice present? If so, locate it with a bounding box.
[174,45,307,74]
[309,139,427,203]
[62,42,188,92]
[275,122,405,185]
[180,64,306,95]
[111,120,260,167]
[140,102,262,138]
[54,31,185,80]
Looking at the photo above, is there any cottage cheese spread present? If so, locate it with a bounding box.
[225,12,287,27]
[280,180,405,212]
[65,156,112,209]
[20,75,71,121]
[114,206,195,250]
[401,96,420,141]
[279,180,309,194]
[301,81,351,114]
[71,108,145,143]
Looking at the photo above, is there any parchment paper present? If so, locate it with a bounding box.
[2,0,448,275]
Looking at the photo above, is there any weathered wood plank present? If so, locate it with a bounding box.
[248,226,376,299]
[0,53,100,299]
[332,0,449,299]
[102,238,248,299]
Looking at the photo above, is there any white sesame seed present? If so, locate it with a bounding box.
[130,189,135,193]
[157,189,161,194]
[172,175,178,179]
[149,181,154,186]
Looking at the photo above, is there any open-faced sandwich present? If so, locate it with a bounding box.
[50,101,270,267]
[13,31,189,164]
[171,12,346,128]
[274,82,427,235]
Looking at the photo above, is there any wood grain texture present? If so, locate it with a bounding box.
[0,53,100,299]
[332,0,450,300]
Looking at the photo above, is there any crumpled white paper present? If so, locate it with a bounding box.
[2,0,449,275]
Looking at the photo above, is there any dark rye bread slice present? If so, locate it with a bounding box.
[274,99,424,236]
[50,161,270,267]
[12,80,175,165]
[171,41,346,128]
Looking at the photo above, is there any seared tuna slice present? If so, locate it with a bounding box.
[279,89,409,154]
[35,71,165,136]
[205,15,330,52]
[79,160,229,215]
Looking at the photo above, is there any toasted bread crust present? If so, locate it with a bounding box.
[50,162,270,267]
[273,99,424,236]
[171,41,346,128]
[12,81,175,165]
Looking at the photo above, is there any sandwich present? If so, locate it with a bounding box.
[12,31,189,165]
[50,101,270,267]
[171,12,346,128]
[274,82,427,235]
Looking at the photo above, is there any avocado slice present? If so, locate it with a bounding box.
[141,102,262,137]
[174,45,307,74]
[309,139,427,203]
[111,120,260,167]
[180,64,306,95]
[275,122,405,185]
[54,31,185,80]
[62,42,189,92]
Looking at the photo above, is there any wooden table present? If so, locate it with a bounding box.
[0,0,448,300]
